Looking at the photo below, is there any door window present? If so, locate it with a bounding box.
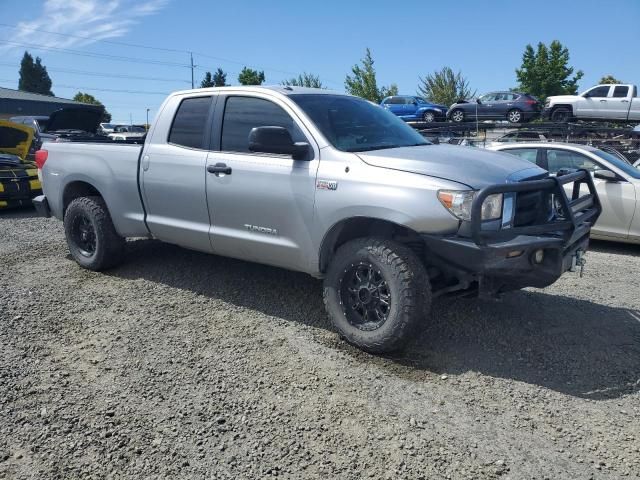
[546,149,601,173]
[583,86,610,98]
[478,93,495,103]
[613,86,629,98]
[168,96,212,149]
[504,148,539,164]
[221,96,305,153]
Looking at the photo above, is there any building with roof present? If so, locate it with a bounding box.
[0,87,99,120]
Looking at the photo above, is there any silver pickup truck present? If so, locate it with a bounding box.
[33,86,601,353]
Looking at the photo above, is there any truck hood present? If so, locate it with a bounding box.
[46,107,103,134]
[547,95,578,103]
[0,120,34,160]
[355,144,547,189]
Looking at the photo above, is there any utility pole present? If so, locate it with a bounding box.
[190,52,195,88]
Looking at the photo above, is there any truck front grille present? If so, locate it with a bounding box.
[514,190,549,227]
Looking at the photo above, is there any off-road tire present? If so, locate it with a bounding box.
[64,196,125,271]
[323,237,431,354]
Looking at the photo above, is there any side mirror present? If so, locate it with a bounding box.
[248,126,310,160]
[476,98,482,104]
[594,169,620,182]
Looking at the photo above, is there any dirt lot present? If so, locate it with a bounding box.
[1,208,639,479]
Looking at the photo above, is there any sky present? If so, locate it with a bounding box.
[0,0,639,123]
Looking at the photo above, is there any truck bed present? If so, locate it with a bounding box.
[41,142,148,237]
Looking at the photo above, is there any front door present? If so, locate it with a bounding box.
[205,93,319,272]
[577,85,612,118]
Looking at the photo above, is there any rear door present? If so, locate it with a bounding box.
[205,93,319,272]
[607,85,631,120]
[384,97,405,117]
[543,148,635,239]
[141,94,216,253]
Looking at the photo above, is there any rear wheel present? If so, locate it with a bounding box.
[423,111,436,123]
[551,107,572,123]
[323,237,431,354]
[64,196,125,271]
[450,109,465,122]
[507,109,523,123]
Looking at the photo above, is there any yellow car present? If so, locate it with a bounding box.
[0,120,41,209]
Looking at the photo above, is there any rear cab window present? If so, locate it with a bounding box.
[612,86,629,98]
[168,96,212,149]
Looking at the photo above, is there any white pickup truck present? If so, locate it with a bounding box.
[544,84,640,122]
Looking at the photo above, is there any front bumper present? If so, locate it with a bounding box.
[423,231,589,297]
[422,169,601,297]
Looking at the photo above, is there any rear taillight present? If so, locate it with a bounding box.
[35,149,48,169]
[524,99,537,105]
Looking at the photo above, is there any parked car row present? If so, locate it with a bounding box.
[383,83,639,125]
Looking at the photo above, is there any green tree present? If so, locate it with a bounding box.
[200,71,215,88]
[417,67,475,106]
[282,72,323,88]
[18,51,54,96]
[381,83,399,97]
[72,92,111,123]
[515,40,583,101]
[238,67,265,85]
[345,48,396,103]
[212,68,227,87]
[598,75,622,84]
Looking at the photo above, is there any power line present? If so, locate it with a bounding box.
[0,40,191,67]
[0,80,167,95]
[0,22,343,87]
[0,62,190,84]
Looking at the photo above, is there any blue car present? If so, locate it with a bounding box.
[380,95,448,123]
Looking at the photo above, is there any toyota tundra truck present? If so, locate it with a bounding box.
[32,86,601,353]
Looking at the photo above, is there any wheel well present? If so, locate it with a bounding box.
[551,104,573,113]
[62,181,102,216]
[319,218,424,273]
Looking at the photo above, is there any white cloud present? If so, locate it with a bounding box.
[1,0,169,52]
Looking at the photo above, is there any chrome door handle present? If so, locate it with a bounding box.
[599,99,607,102]
[621,100,629,103]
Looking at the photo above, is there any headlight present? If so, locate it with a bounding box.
[481,193,503,220]
[437,190,475,220]
[438,191,503,221]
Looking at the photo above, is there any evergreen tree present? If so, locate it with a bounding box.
[18,51,54,96]
[418,67,475,106]
[344,48,396,103]
[212,68,227,87]
[515,41,583,101]
[200,71,215,88]
[238,67,265,85]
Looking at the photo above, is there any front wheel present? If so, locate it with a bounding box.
[323,238,431,353]
[551,107,572,123]
[507,109,523,123]
[64,196,125,271]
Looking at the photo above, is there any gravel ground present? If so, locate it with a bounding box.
[1,208,639,480]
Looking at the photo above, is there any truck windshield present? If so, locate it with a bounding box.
[290,94,429,152]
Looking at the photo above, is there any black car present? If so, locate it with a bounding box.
[447,91,541,124]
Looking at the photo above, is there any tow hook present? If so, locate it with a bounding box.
[570,249,586,277]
